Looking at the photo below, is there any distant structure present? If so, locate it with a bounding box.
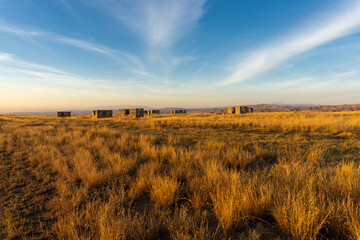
[228,106,253,114]
[144,110,160,115]
[92,110,113,118]
[57,112,71,117]
[118,108,144,118]
[228,107,235,114]
[171,110,187,114]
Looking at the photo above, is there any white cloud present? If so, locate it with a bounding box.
[0,53,14,61]
[223,1,360,85]
[102,0,206,47]
[0,21,157,78]
[0,21,44,37]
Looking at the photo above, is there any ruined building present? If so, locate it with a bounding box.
[171,110,187,114]
[57,112,71,117]
[118,108,144,118]
[228,106,253,114]
[92,110,113,118]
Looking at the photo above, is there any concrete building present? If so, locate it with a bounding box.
[92,110,113,118]
[228,106,253,114]
[171,110,187,114]
[145,110,160,115]
[228,107,235,114]
[57,112,71,117]
[118,108,144,118]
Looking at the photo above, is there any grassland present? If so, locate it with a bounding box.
[1,112,360,239]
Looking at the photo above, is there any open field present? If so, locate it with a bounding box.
[1,112,360,239]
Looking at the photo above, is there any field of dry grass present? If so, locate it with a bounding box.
[1,112,360,239]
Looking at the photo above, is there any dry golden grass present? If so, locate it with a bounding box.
[1,112,360,239]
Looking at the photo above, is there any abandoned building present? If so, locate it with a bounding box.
[57,112,71,117]
[118,108,144,118]
[171,110,187,114]
[228,106,253,114]
[92,110,113,118]
[144,110,160,115]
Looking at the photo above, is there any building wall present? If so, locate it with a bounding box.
[149,110,160,114]
[228,107,235,114]
[57,112,71,117]
[171,110,186,114]
[118,108,144,118]
[92,110,113,118]
[229,106,253,114]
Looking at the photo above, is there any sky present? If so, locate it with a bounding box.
[1,0,360,112]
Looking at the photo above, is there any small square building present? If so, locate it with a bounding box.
[145,110,160,115]
[118,108,144,118]
[171,110,187,114]
[228,107,235,114]
[57,112,71,117]
[228,106,253,114]
[92,110,113,118]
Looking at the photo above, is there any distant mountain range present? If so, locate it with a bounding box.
[5,104,360,115]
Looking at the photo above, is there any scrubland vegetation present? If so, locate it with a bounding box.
[1,112,360,239]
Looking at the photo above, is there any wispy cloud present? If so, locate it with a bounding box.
[0,51,170,93]
[100,0,206,48]
[0,52,105,87]
[0,20,44,37]
[0,20,154,78]
[59,0,78,19]
[223,1,360,85]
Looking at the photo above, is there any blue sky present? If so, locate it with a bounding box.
[1,0,360,112]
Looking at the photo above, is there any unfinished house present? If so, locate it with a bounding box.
[228,106,253,114]
[118,108,144,118]
[92,110,113,118]
[57,112,71,117]
[171,110,187,114]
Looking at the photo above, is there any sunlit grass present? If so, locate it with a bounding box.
[1,112,360,239]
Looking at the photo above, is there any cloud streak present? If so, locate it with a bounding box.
[223,1,360,85]
[0,20,153,78]
[100,0,206,48]
[0,52,104,87]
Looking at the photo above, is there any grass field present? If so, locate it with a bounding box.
[1,112,360,239]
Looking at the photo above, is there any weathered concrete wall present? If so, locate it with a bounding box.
[57,112,71,117]
[118,108,144,118]
[118,109,130,118]
[92,110,113,118]
[228,107,235,114]
[149,110,160,114]
[229,106,253,114]
[235,106,242,114]
[171,110,186,114]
